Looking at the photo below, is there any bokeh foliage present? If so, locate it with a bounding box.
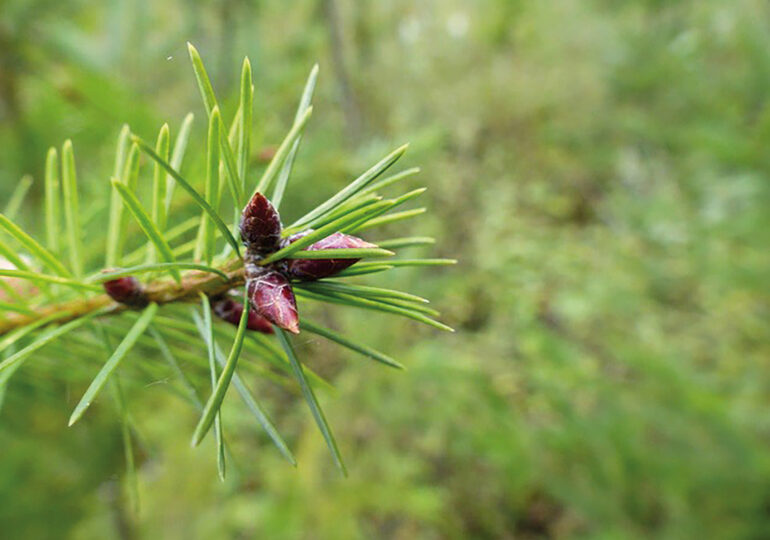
[1,0,769,538]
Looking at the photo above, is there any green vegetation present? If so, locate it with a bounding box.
[1,0,769,538]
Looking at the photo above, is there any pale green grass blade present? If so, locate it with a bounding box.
[284,192,381,235]
[298,287,446,328]
[218,105,245,256]
[295,288,454,332]
[332,264,393,277]
[196,295,226,480]
[87,262,228,283]
[288,144,408,230]
[254,106,314,197]
[0,310,100,375]
[227,105,242,144]
[222,354,297,466]
[207,108,224,217]
[351,208,427,233]
[300,319,403,369]
[165,113,195,214]
[0,269,100,291]
[4,175,33,221]
[359,167,421,196]
[377,237,435,249]
[166,216,202,241]
[111,179,181,284]
[0,312,70,354]
[310,193,383,229]
[133,135,241,258]
[386,187,428,205]
[122,141,141,190]
[237,58,253,200]
[113,125,131,178]
[0,214,71,277]
[302,280,429,304]
[187,42,217,114]
[287,248,394,260]
[272,63,319,210]
[218,124,243,209]
[223,105,242,212]
[1,314,73,408]
[0,239,30,270]
[153,311,331,395]
[355,258,457,268]
[106,176,124,268]
[120,144,141,251]
[150,123,171,262]
[68,303,158,426]
[227,321,330,391]
[44,148,61,253]
[299,283,438,318]
[186,42,242,205]
[171,240,195,259]
[191,289,249,446]
[62,140,84,277]
[106,142,140,268]
[344,188,427,233]
[0,301,34,315]
[259,200,392,265]
[194,107,222,264]
[275,327,347,475]
[186,316,296,464]
[372,296,440,317]
[122,216,199,266]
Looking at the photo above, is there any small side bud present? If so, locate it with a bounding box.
[103,276,148,308]
[286,231,377,281]
[211,296,273,334]
[246,269,299,334]
[240,192,282,253]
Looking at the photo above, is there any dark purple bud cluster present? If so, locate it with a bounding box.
[245,266,299,333]
[240,191,283,254]
[103,276,149,308]
[220,192,375,334]
[286,231,377,281]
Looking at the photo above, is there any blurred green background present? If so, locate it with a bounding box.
[1,0,769,538]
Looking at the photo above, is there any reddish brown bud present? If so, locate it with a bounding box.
[246,269,299,334]
[103,276,148,308]
[240,192,282,253]
[286,231,377,281]
[212,297,273,334]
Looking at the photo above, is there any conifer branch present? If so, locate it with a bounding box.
[0,44,456,479]
[0,261,246,336]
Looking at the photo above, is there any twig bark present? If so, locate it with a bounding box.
[0,261,246,336]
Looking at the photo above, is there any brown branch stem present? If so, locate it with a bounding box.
[0,261,246,336]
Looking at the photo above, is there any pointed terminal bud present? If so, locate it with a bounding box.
[286,231,377,281]
[103,276,149,308]
[246,268,300,334]
[212,296,273,334]
[240,192,282,253]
